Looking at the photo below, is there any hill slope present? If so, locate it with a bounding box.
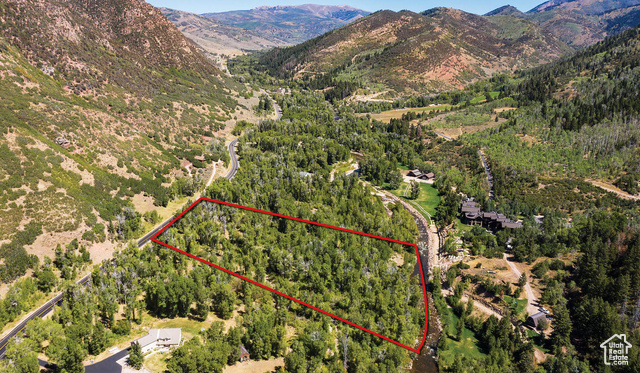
[489,0,640,47]
[529,0,640,14]
[0,0,240,281]
[465,24,640,203]
[160,7,288,58]
[203,4,370,44]
[258,8,570,94]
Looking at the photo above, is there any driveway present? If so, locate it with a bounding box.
[504,253,539,316]
[85,348,129,373]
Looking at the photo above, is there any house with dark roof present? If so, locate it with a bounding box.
[460,201,522,232]
[463,212,482,225]
[407,169,422,177]
[502,221,523,229]
[527,312,548,330]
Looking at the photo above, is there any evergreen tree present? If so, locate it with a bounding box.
[128,341,143,369]
[551,300,572,352]
[409,181,420,200]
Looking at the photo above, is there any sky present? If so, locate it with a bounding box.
[146,0,545,15]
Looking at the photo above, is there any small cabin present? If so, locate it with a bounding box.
[527,312,548,330]
[407,169,422,177]
[239,345,250,362]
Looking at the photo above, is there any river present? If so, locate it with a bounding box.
[408,205,441,373]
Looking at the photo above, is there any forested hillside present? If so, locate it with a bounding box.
[0,89,435,373]
[468,25,640,201]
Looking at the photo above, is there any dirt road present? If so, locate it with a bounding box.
[504,253,538,316]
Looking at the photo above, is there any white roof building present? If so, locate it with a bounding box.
[133,328,182,354]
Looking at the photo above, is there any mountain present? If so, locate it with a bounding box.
[0,0,240,281]
[202,4,370,44]
[484,0,640,47]
[484,5,524,16]
[259,8,571,94]
[529,0,640,14]
[160,7,289,58]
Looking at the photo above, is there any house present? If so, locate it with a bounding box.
[502,221,523,229]
[407,169,422,177]
[239,345,250,362]
[460,201,522,232]
[600,334,632,365]
[133,328,182,354]
[461,205,481,214]
[417,172,435,181]
[194,155,206,162]
[527,312,548,330]
[463,212,482,226]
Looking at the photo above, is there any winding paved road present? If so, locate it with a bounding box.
[433,131,453,141]
[0,274,91,359]
[273,101,282,120]
[0,135,241,370]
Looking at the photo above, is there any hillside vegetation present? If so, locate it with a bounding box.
[0,0,240,281]
[484,0,640,47]
[257,8,571,94]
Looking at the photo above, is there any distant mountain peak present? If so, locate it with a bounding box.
[529,0,640,15]
[484,5,524,16]
[202,4,370,44]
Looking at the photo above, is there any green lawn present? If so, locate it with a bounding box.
[454,218,473,235]
[526,328,551,353]
[333,159,357,174]
[389,182,440,224]
[438,309,487,367]
[397,162,410,171]
[504,295,527,316]
[470,92,500,104]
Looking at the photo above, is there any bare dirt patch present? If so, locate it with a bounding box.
[586,179,640,200]
[493,107,516,113]
[131,193,157,214]
[433,122,501,139]
[390,252,405,266]
[223,357,284,373]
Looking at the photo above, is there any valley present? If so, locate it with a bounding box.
[0,0,639,372]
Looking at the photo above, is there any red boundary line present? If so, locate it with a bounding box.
[150,197,429,354]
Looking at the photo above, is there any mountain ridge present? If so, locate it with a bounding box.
[160,7,289,58]
[202,4,370,44]
[258,8,571,94]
